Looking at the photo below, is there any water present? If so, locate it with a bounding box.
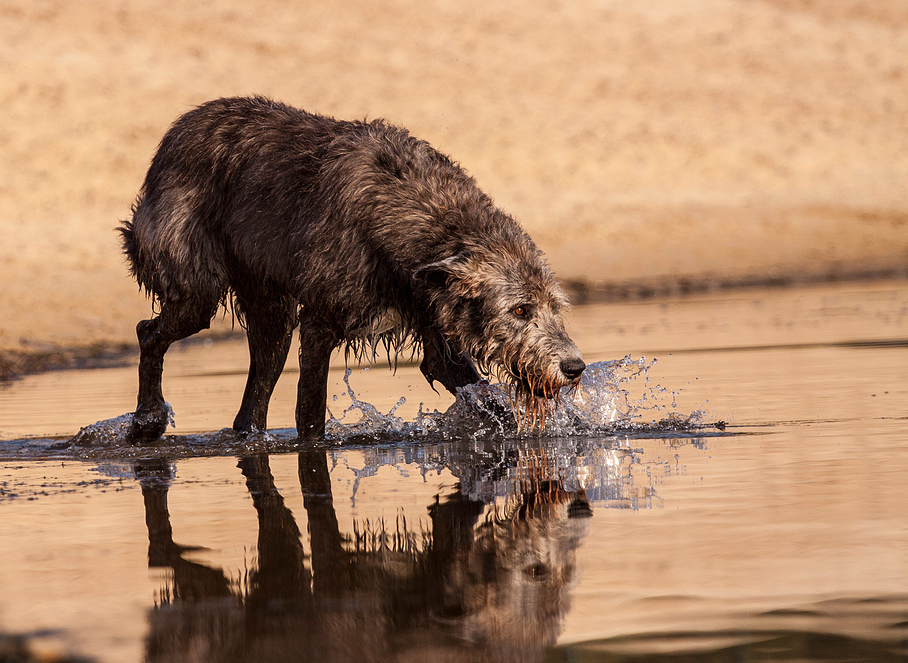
[0,280,906,662]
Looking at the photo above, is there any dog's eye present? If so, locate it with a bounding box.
[524,563,549,580]
[512,305,527,318]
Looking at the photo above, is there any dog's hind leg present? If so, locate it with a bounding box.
[128,297,220,442]
[233,293,298,433]
[295,315,338,441]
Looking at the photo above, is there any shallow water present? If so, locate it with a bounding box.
[1,280,907,662]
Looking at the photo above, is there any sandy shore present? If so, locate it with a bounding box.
[1,0,906,375]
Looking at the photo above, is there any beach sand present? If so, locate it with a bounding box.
[1,0,906,374]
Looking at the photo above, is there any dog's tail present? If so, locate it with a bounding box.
[118,213,139,281]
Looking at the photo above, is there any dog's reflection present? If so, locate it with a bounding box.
[136,450,591,663]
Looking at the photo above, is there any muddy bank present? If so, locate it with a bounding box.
[0,341,134,382]
[565,265,908,304]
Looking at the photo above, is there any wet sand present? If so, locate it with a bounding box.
[2,0,908,372]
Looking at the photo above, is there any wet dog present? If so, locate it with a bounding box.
[120,96,585,441]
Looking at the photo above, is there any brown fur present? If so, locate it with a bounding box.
[120,96,585,440]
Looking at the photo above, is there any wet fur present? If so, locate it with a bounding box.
[120,96,584,440]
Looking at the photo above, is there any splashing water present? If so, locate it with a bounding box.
[327,357,708,443]
[67,403,175,447]
[51,358,710,456]
[552,356,705,434]
[320,357,712,509]
[324,368,408,441]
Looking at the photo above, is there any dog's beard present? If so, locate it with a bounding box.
[495,365,580,433]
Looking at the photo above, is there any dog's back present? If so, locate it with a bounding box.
[120,96,354,308]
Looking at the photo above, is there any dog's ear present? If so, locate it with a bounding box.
[414,252,471,290]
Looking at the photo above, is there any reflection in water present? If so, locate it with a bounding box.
[327,434,677,511]
[135,449,592,662]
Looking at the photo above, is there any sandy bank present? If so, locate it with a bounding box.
[1,0,906,373]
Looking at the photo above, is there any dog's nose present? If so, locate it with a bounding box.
[560,357,586,380]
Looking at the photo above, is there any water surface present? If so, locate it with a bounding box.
[1,280,906,662]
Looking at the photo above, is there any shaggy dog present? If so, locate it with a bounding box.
[120,97,585,440]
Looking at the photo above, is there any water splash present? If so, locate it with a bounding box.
[552,356,706,435]
[327,357,709,443]
[324,368,408,441]
[316,358,713,508]
[30,358,713,461]
[67,403,175,447]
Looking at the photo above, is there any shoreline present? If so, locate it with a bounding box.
[3,269,905,383]
[566,263,908,304]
